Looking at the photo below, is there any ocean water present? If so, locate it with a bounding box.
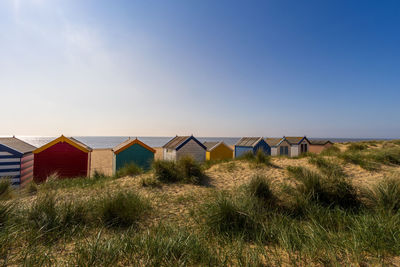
[13,136,392,149]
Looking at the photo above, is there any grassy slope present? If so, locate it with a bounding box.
[1,140,400,266]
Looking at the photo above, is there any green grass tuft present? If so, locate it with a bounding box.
[98,191,151,228]
[0,179,13,201]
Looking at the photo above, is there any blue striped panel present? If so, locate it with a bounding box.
[0,158,20,163]
[0,171,20,176]
[0,152,12,156]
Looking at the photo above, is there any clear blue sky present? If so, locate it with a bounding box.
[1,0,399,138]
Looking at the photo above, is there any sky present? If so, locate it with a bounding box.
[0,0,399,138]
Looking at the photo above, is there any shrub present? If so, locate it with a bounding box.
[0,179,12,201]
[178,156,204,184]
[287,166,360,210]
[98,192,150,228]
[152,160,181,183]
[309,156,346,178]
[115,163,143,178]
[363,177,400,213]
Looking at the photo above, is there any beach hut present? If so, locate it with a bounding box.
[0,137,36,186]
[278,136,311,157]
[234,137,271,158]
[309,140,334,154]
[33,135,92,182]
[265,138,284,156]
[204,141,233,161]
[163,136,206,162]
[112,138,155,172]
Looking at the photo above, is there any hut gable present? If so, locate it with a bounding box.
[113,138,156,154]
[280,136,311,157]
[112,138,155,171]
[204,141,233,161]
[234,137,271,157]
[33,135,92,182]
[34,135,92,154]
[163,136,206,161]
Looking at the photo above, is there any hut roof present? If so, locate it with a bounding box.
[235,137,263,147]
[163,136,206,151]
[203,141,233,152]
[0,137,36,154]
[284,136,310,145]
[310,139,333,145]
[265,138,283,147]
[113,138,155,154]
[34,135,92,154]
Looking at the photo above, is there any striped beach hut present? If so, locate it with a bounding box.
[0,137,36,186]
[112,138,155,172]
[234,137,271,158]
[163,136,206,162]
[33,135,92,182]
[204,141,233,161]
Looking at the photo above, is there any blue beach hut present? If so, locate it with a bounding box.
[234,137,270,158]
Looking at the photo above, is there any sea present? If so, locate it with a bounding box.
[10,136,393,149]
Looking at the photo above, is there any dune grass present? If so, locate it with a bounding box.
[98,191,151,228]
[0,179,13,201]
[115,163,143,178]
[1,141,400,265]
[152,157,206,185]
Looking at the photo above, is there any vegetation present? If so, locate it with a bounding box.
[0,179,12,200]
[152,157,206,184]
[98,192,151,228]
[1,140,400,265]
[115,163,143,178]
[238,149,271,167]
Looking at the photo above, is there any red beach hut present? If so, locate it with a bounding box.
[33,135,92,182]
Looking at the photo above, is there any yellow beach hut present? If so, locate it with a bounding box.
[204,141,233,161]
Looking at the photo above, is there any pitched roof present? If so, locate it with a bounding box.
[0,137,36,154]
[34,135,92,154]
[113,138,155,154]
[162,136,206,151]
[235,137,263,147]
[203,141,220,151]
[265,138,283,147]
[203,141,233,152]
[284,136,310,145]
[310,140,333,145]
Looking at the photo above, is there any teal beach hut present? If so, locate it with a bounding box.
[112,138,156,172]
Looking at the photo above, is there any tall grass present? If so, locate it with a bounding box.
[247,175,275,205]
[152,157,205,184]
[339,151,380,171]
[320,145,341,156]
[0,179,13,201]
[309,156,346,178]
[238,150,271,167]
[286,166,360,210]
[115,163,143,178]
[98,192,151,228]
[347,143,368,151]
[363,177,400,213]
